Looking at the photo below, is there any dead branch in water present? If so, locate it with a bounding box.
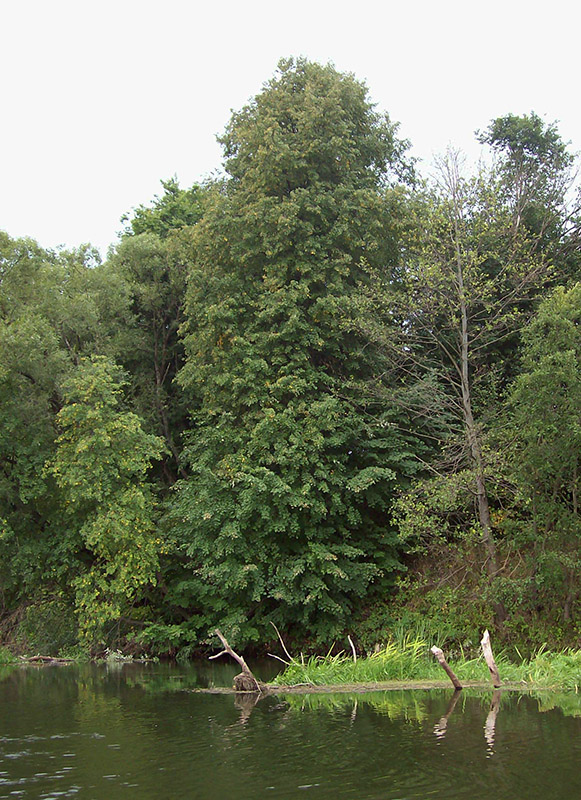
[430,646,463,690]
[209,629,265,693]
[481,629,501,687]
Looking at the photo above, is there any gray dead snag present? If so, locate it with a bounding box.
[347,635,358,664]
[480,629,501,687]
[430,646,463,690]
[209,629,266,693]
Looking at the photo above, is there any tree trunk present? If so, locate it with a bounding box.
[450,164,505,625]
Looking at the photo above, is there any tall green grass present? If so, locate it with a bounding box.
[0,645,16,665]
[273,636,436,685]
[272,637,581,690]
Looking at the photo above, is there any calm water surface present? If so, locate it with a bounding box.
[1,661,580,799]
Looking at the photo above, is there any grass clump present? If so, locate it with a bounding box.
[272,637,581,690]
[518,648,581,691]
[273,635,441,686]
[0,645,16,664]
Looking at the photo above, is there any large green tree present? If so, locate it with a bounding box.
[508,284,581,624]
[0,234,110,611]
[164,58,418,645]
[106,179,207,484]
[48,356,164,642]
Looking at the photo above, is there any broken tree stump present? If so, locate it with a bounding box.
[209,629,265,693]
[481,629,501,688]
[430,646,463,690]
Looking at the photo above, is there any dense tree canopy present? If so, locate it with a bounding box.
[166,59,419,644]
[0,59,579,655]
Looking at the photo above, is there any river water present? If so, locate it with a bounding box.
[1,661,580,799]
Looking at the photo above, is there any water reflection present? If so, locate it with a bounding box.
[433,688,462,739]
[233,691,262,725]
[484,689,502,755]
[0,665,580,800]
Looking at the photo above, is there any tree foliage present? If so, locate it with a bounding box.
[122,177,204,239]
[0,235,108,608]
[0,60,580,654]
[48,356,164,641]
[507,284,581,619]
[167,58,418,643]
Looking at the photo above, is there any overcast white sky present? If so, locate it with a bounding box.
[2,0,580,256]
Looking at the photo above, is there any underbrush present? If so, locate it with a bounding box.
[353,538,581,659]
[0,645,16,664]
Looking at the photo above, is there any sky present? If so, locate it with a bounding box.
[2,0,580,256]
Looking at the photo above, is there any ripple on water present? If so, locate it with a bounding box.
[2,668,581,800]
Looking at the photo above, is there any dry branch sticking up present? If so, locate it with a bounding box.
[209,629,265,693]
[347,635,357,664]
[430,646,463,690]
[481,629,501,687]
[270,622,297,664]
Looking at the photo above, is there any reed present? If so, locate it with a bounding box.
[272,637,581,690]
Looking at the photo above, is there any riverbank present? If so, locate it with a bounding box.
[4,635,581,692]
[191,679,536,695]
[270,638,581,691]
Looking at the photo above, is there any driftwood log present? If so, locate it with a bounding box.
[430,646,463,690]
[19,655,75,665]
[480,629,501,687]
[209,629,265,692]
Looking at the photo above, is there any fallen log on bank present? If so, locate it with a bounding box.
[19,655,75,665]
[188,678,523,696]
[209,629,266,693]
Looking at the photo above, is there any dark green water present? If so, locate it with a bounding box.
[1,662,580,799]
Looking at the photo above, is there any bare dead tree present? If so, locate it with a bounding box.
[209,629,265,692]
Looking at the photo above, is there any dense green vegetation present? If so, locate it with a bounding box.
[0,58,579,657]
[273,637,581,691]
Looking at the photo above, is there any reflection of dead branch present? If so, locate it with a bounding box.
[484,690,502,753]
[433,689,462,739]
[234,691,262,724]
[350,699,358,724]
